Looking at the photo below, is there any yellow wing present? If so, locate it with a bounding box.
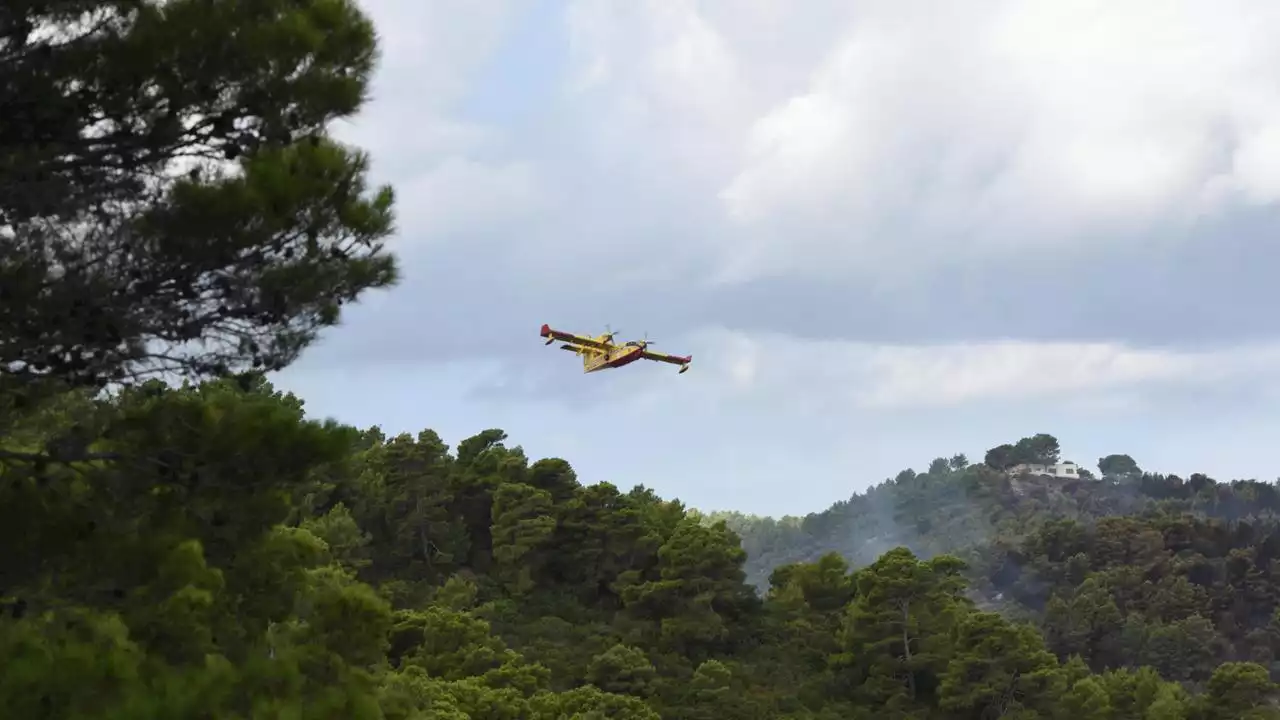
[540,324,610,350]
[640,348,692,368]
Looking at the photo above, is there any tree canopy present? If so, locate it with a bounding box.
[2,0,397,408]
[1099,454,1143,478]
[984,433,1063,470]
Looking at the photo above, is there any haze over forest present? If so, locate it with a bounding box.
[9,0,1280,718]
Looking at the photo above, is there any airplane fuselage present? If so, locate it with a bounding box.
[584,342,644,373]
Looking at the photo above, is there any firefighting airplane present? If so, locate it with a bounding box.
[540,324,692,375]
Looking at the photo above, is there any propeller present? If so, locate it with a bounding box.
[637,331,656,349]
[602,324,619,343]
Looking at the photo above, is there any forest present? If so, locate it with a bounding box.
[6,385,1280,718]
[6,1,1280,718]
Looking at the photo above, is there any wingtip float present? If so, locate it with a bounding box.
[540,324,691,375]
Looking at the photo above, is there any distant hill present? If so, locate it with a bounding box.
[700,437,1280,592]
[698,439,1280,684]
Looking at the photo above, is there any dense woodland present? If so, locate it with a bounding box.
[9,384,1280,718]
[6,1,1280,718]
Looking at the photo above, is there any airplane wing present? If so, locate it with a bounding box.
[639,349,692,367]
[540,324,610,350]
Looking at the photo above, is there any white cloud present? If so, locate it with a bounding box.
[338,0,518,166]
[363,0,515,105]
[564,0,750,184]
[850,340,1273,409]
[623,327,1280,412]
[563,0,1280,284]
[327,0,548,255]
[393,158,544,243]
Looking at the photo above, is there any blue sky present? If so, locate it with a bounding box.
[276,0,1280,517]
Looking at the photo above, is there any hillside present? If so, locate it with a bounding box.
[5,387,1280,718]
[710,439,1280,591]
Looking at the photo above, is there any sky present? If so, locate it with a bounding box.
[275,0,1280,517]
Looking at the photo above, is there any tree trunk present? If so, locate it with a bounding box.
[900,599,916,698]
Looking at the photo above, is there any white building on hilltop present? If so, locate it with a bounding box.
[1008,461,1082,479]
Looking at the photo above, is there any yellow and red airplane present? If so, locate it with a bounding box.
[540,324,691,375]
